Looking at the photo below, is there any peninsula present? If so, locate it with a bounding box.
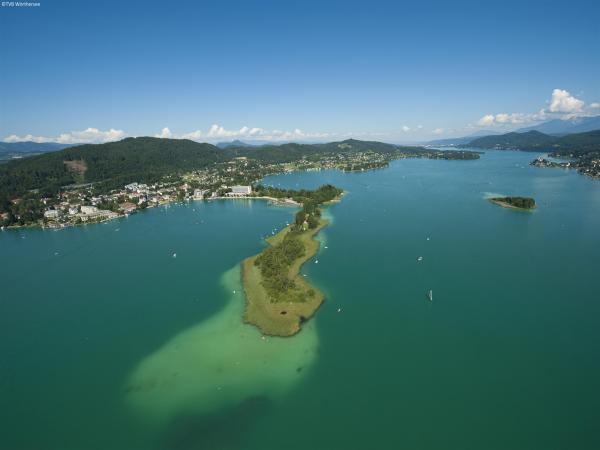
[242,184,342,336]
[489,196,536,210]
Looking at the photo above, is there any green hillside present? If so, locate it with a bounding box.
[0,137,476,202]
[0,137,228,198]
[463,130,556,150]
[461,129,600,154]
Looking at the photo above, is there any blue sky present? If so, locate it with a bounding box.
[1,0,599,143]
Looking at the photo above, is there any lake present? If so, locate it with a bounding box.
[1,150,599,450]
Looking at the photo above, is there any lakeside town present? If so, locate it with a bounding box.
[2,147,473,229]
[530,153,600,178]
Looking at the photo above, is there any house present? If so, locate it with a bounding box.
[193,189,208,199]
[227,185,252,197]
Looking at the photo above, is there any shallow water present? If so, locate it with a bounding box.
[126,265,318,424]
[1,151,600,449]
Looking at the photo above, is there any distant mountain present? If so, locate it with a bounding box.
[468,130,501,137]
[216,140,256,148]
[0,141,74,161]
[460,129,600,153]
[0,141,73,152]
[516,116,600,135]
[426,130,500,146]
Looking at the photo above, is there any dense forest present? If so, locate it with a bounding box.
[253,183,343,204]
[253,184,342,301]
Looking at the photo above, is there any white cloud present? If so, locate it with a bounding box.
[474,88,594,128]
[401,125,411,132]
[155,127,173,139]
[590,102,600,109]
[549,89,584,113]
[3,127,126,144]
[4,124,391,146]
[180,130,204,140]
[159,124,333,142]
[477,115,495,127]
[432,128,444,135]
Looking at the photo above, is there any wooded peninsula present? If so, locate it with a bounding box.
[242,184,342,336]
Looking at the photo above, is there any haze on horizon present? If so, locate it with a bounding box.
[1,0,599,145]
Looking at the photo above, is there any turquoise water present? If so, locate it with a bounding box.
[1,151,600,449]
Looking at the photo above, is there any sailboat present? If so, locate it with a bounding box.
[427,290,433,301]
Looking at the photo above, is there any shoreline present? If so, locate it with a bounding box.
[0,195,301,231]
[241,219,328,337]
[208,195,301,206]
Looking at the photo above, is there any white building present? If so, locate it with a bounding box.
[227,185,252,197]
[80,205,99,215]
[44,210,61,219]
[77,209,119,222]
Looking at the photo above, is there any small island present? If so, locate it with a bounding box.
[489,196,536,210]
[242,184,342,336]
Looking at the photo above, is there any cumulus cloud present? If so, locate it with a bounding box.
[180,129,204,140]
[4,124,392,146]
[474,88,595,128]
[549,89,584,113]
[158,124,334,142]
[155,127,172,139]
[477,115,495,127]
[432,128,444,135]
[3,127,126,144]
[401,125,410,132]
[477,111,547,127]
